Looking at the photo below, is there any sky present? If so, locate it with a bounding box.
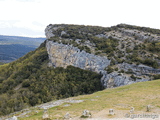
[0,0,160,38]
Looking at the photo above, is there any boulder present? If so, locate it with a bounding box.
[64,112,71,119]
[130,107,134,114]
[42,108,49,120]
[146,105,151,112]
[81,110,91,118]
[109,109,115,115]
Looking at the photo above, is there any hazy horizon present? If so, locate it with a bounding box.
[0,0,160,37]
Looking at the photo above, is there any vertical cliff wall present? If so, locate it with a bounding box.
[46,41,140,88]
[46,41,112,87]
[45,24,160,88]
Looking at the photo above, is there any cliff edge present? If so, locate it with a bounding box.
[45,24,160,88]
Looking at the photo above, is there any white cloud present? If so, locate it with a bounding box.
[0,0,160,37]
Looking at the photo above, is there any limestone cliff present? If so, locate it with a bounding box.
[46,41,111,87]
[46,41,110,71]
[45,24,160,88]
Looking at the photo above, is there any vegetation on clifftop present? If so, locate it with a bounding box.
[48,24,160,69]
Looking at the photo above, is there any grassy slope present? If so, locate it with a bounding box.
[18,79,160,120]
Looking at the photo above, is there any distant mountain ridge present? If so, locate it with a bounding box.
[0,35,45,46]
[0,44,35,63]
[0,35,45,63]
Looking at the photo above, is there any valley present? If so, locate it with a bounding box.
[0,35,45,63]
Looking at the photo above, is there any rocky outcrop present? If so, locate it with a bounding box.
[45,24,64,39]
[46,41,111,86]
[46,41,110,72]
[45,24,160,88]
[45,24,56,39]
[119,63,160,75]
[105,28,160,42]
[46,40,150,88]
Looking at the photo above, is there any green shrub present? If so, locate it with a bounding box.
[106,66,114,74]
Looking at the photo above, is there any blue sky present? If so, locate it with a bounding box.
[0,0,160,37]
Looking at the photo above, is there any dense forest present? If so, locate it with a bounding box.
[0,44,35,63]
[0,41,103,115]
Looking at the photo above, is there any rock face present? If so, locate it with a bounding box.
[46,41,110,71]
[119,63,160,75]
[45,24,56,39]
[46,41,111,87]
[45,24,160,88]
[46,40,145,88]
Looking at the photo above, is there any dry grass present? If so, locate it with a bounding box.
[17,80,160,120]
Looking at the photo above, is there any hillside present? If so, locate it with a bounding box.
[0,24,160,116]
[0,44,35,63]
[0,35,45,63]
[0,41,103,116]
[45,24,160,87]
[2,79,160,120]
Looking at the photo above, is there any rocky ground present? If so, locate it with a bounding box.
[3,98,159,120]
